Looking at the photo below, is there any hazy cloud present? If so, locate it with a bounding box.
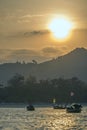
[0,49,59,63]
[20,14,44,19]
[0,49,37,63]
[42,47,59,53]
[42,47,62,57]
[4,28,87,40]
[0,47,64,64]
[7,30,50,39]
[24,30,50,37]
[10,49,38,56]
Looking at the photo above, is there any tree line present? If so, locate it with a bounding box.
[0,73,87,103]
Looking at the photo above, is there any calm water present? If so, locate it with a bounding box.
[0,106,87,130]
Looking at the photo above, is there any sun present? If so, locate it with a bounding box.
[48,17,73,40]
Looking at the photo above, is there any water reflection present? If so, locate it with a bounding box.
[34,108,77,130]
[0,107,87,130]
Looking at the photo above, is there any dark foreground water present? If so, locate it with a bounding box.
[0,106,87,130]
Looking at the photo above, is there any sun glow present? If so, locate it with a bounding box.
[48,17,73,40]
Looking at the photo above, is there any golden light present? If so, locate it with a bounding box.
[48,17,73,40]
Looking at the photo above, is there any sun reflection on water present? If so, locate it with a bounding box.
[41,110,76,130]
[0,107,87,130]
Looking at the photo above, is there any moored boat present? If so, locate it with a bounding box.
[53,104,66,109]
[52,98,66,109]
[66,103,82,113]
[26,104,35,111]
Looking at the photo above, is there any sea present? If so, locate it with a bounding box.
[0,104,87,130]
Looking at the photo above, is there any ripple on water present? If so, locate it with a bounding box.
[0,107,87,130]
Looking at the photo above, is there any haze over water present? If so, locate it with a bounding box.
[0,106,87,130]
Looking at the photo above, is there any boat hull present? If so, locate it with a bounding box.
[66,108,81,113]
[66,103,82,113]
[26,105,35,111]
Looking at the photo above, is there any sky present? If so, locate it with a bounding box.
[0,0,87,63]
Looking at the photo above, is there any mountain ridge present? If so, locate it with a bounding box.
[0,47,87,85]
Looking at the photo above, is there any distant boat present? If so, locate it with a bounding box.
[53,104,66,109]
[53,98,66,109]
[26,104,35,111]
[66,103,82,113]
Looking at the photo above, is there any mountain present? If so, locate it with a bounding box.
[0,47,87,85]
[34,47,87,81]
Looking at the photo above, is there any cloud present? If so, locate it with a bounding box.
[24,30,50,37]
[18,14,44,23]
[41,47,62,58]
[6,49,40,62]
[0,49,55,63]
[0,47,64,64]
[10,49,38,56]
[20,14,44,19]
[42,47,61,54]
[5,28,87,40]
[7,30,50,39]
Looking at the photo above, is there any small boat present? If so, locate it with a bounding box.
[66,103,82,113]
[52,98,66,109]
[26,104,35,111]
[53,104,66,109]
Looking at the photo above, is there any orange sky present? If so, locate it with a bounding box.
[0,0,87,63]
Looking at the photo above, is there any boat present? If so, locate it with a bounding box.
[53,104,66,109]
[66,103,82,113]
[26,104,35,111]
[52,98,66,109]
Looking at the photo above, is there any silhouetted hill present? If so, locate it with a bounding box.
[33,47,87,81]
[0,47,87,85]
